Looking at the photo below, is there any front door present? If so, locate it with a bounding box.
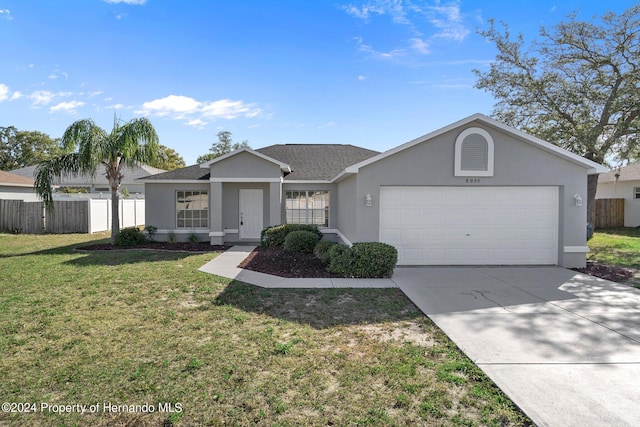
[239,189,263,240]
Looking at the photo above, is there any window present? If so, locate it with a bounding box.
[176,191,208,228]
[634,187,640,200]
[286,191,329,227]
[454,127,494,177]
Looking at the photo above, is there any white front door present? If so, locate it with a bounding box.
[239,189,263,240]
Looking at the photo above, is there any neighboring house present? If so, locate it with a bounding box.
[0,170,38,201]
[143,113,607,268]
[596,162,640,227]
[10,164,165,197]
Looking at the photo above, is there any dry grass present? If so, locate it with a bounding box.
[0,233,532,426]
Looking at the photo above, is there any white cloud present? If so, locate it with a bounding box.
[410,37,430,54]
[0,9,12,21]
[0,84,9,101]
[50,101,85,113]
[342,0,470,59]
[103,0,147,4]
[426,1,469,41]
[358,75,367,81]
[137,95,263,126]
[29,90,56,105]
[11,91,22,100]
[355,37,406,60]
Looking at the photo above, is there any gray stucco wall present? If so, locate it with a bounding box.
[210,151,282,179]
[353,120,589,267]
[144,182,210,241]
[335,175,357,244]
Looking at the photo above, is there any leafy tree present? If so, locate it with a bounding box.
[0,126,63,170]
[197,131,250,164]
[150,144,186,171]
[474,4,640,225]
[34,117,161,243]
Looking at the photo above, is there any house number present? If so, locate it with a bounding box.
[465,178,480,183]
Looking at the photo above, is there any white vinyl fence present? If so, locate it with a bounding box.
[0,198,145,234]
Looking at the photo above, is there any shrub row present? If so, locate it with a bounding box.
[260,224,323,247]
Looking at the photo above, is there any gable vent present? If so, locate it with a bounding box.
[454,127,494,177]
[460,134,489,171]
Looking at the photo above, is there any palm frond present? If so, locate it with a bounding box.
[117,117,161,168]
[62,119,107,175]
[34,153,82,210]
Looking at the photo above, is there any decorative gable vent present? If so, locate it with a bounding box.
[454,127,494,177]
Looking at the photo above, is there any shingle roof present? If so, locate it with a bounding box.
[142,164,211,181]
[256,144,380,181]
[599,163,640,183]
[0,170,35,186]
[11,164,166,185]
[144,144,381,182]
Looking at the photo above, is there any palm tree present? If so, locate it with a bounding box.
[34,117,160,243]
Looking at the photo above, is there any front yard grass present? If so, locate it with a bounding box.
[588,227,640,269]
[0,233,532,426]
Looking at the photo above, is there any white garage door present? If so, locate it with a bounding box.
[380,186,558,265]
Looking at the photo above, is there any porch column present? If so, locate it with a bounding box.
[269,181,282,226]
[210,181,224,245]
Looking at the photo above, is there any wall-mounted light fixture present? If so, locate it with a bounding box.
[574,194,583,207]
[365,193,372,207]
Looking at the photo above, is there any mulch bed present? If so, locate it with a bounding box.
[572,261,634,283]
[237,246,340,278]
[79,242,230,252]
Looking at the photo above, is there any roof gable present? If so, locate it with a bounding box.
[599,162,639,183]
[256,144,380,181]
[199,148,291,173]
[344,113,608,176]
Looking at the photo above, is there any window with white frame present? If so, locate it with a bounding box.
[286,191,329,227]
[176,191,208,228]
[634,187,640,199]
[454,127,494,177]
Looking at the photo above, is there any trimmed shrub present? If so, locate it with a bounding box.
[260,224,322,247]
[283,230,320,253]
[314,240,337,263]
[350,242,398,278]
[326,242,398,278]
[115,227,146,246]
[326,244,353,276]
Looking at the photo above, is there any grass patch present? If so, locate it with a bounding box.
[0,233,532,426]
[588,227,640,268]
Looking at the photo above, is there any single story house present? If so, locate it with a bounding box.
[596,162,640,227]
[0,170,38,201]
[11,164,165,197]
[143,113,607,268]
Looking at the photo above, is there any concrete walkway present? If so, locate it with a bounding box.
[200,247,640,426]
[198,245,397,288]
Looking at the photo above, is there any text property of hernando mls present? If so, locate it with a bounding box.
[1,402,183,414]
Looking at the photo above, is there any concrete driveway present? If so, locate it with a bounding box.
[394,266,640,427]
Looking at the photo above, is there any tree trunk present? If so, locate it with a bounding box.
[587,174,599,234]
[110,186,119,244]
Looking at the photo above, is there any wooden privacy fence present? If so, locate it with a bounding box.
[595,198,624,229]
[0,198,145,234]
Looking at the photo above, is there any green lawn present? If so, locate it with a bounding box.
[588,227,640,269]
[0,233,532,426]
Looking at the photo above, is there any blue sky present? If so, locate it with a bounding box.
[0,0,636,165]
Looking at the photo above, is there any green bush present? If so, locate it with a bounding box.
[314,240,337,263]
[326,244,353,276]
[283,230,320,253]
[350,242,398,278]
[260,224,322,247]
[326,242,398,278]
[115,227,147,246]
